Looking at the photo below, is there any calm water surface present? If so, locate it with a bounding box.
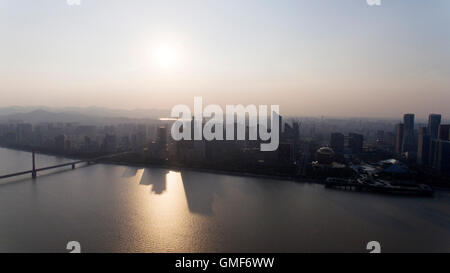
[0,147,449,252]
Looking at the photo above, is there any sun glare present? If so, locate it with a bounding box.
[154,43,181,69]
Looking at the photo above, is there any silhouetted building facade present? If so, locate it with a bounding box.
[330,133,344,154]
[402,114,415,155]
[55,134,66,152]
[427,114,441,139]
[102,134,117,153]
[432,139,450,175]
[438,124,450,141]
[395,123,404,154]
[417,127,430,166]
[348,133,363,154]
[16,123,32,146]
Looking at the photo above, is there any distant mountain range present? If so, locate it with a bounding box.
[0,106,447,125]
[0,106,171,124]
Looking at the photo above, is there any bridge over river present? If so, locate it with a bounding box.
[0,150,132,180]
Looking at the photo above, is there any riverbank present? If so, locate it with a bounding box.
[2,145,448,190]
[98,159,323,184]
[0,145,82,161]
[0,145,323,184]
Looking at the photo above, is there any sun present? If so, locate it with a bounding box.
[154,43,181,69]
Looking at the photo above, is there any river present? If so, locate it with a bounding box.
[0,147,449,252]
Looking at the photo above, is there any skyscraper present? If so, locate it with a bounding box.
[348,133,363,154]
[402,114,415,155]
[395,123,404,154]
[438,124,450,141]
[434,140,450,175]
[330,132,344,154]
[427,114,441,139]
[417,127,430,166]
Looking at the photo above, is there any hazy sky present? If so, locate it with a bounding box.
[0,0,449,118]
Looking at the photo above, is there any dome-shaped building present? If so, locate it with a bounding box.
[315,146,335,165]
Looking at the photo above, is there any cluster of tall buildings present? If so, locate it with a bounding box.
[156,116,302,173]
[0,116,303,175]
[1,112,448,179]
[322,113,450,180]
[395,113,450,175]
[0,121,162,155]
[329,132,364,156]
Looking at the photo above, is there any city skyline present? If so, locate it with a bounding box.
[1,0,449,118]
[2,109,449,184]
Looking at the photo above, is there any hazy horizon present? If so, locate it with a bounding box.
[1,105,449,123]
[1,0,449,118]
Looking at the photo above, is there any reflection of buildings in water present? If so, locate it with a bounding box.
[132,167,168,195]
[122,166,227,216]
[180,171,226,216]
[121,167,140,178]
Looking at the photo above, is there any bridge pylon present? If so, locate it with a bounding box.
[31,149,37,179]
